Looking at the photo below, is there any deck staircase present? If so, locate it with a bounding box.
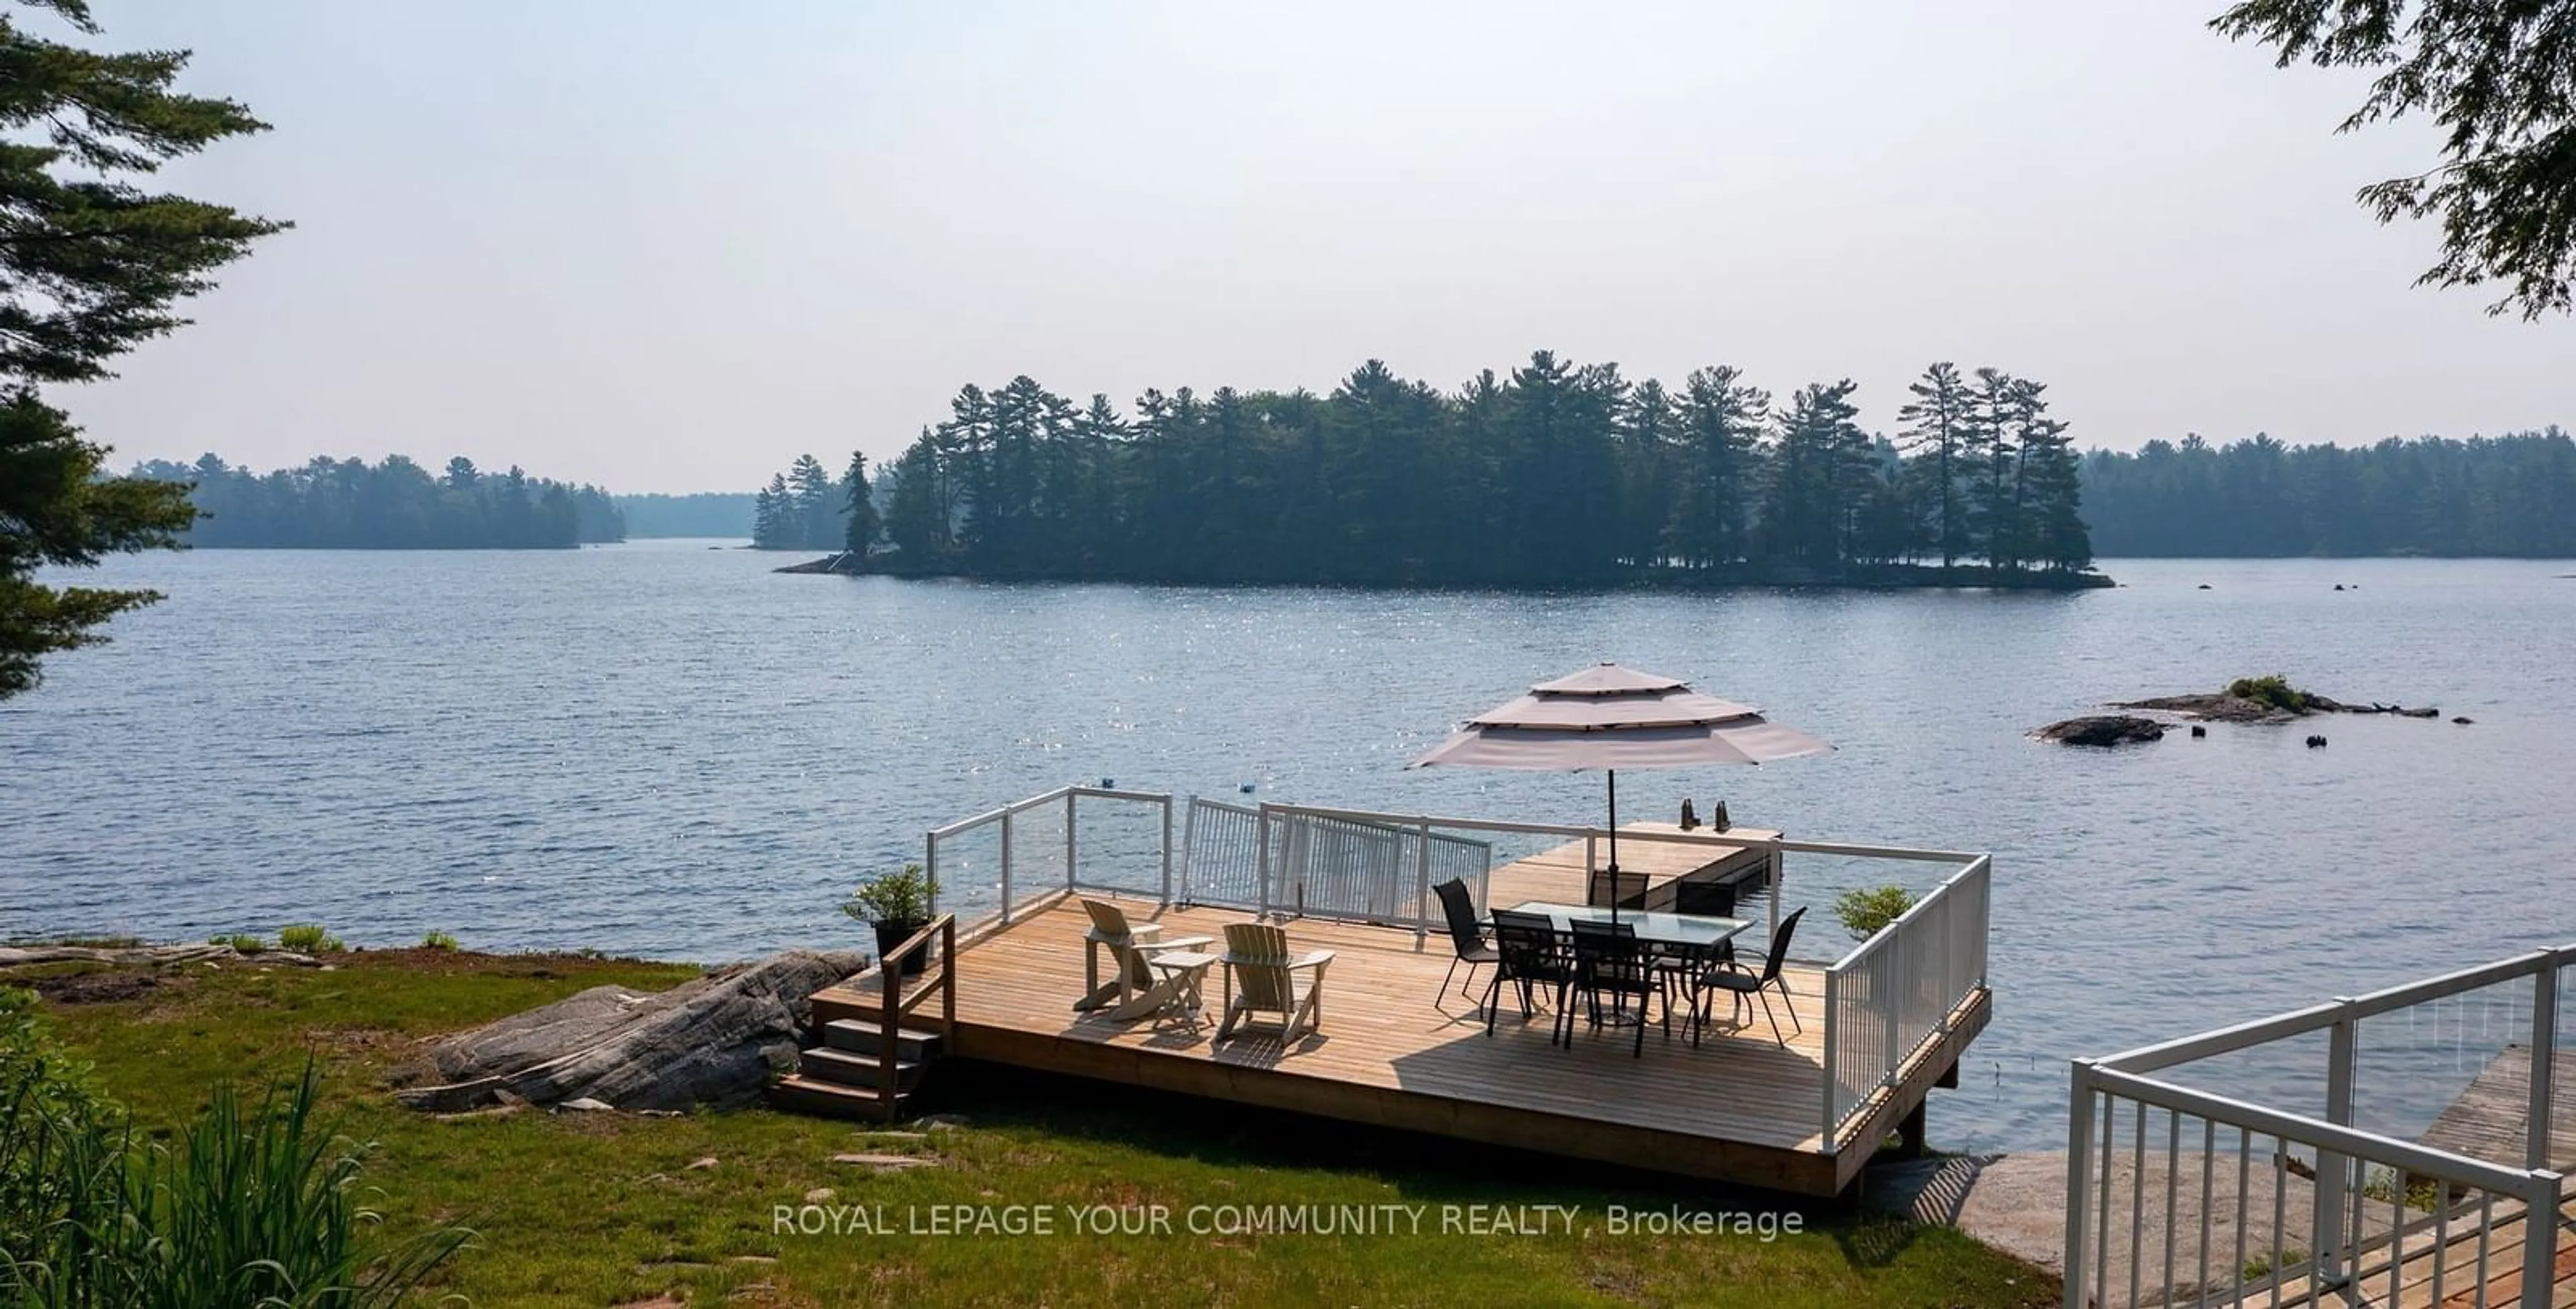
[768,1011,945,1120]
[767,914,957,1122]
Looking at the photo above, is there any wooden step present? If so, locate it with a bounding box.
[767,1074,906,1122]
[798,1046,930,1092]
[822,1018,944,1062]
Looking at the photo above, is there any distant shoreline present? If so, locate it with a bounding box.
[777,554,2118,592]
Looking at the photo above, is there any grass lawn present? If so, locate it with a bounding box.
[21,950,2053,1308]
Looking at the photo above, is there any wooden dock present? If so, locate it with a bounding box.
[2421,1045,2576,1171]
[803,831,1984,1198]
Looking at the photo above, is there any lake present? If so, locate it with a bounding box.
[5,542,2572,1151]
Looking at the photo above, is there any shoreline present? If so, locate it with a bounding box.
[784,556,2119,592]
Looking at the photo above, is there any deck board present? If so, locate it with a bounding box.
[818,835,1982,1197]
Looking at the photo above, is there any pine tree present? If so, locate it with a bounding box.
[841,451,879,560]
[786,454,836,549]
[1961,368,2021,569]
[751,473,792,549]
[1763,381,1867,564]
[1896,363,1972,568]
[1,1,284,698]
[1664,366,1768,569]
[881,432,947,566]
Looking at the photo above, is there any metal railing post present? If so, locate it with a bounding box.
[1767,848,1781,945]
[2532,954,2559,1171]
[1820,967,1841,1150]
[924,831,938,919]
[1885,927,1904,1092]
[1061,792,1076,914]
[1159,795,1174,906]
[1178,796,1197,906]
[1413,818,1433,942]
[2522,1170,2564,1309]
[2063,1061,2097,1309]
[998,810,1014,919]
[2318,1004,2359,1284]
[1256,806,1273,919]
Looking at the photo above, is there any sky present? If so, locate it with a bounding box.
[51,1,2576,493]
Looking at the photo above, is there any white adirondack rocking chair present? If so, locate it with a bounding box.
[1215,923,1334,1043]
[1075,899,1214,1020]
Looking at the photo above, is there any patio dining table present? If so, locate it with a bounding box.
[1505,900,1755,1032]
[1505,900,1753,953]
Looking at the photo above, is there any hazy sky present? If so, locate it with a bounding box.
[56,1,2575,492]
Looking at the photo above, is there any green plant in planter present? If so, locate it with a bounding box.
[842,863,940,977]
[841,863,938,927]
[1832,885,1915,942]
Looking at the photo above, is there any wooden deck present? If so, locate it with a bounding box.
[2260,1192,2576,1309]
[2255,1047,2576,1309]
[814,832,1984,1198]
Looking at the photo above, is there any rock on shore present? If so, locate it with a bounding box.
[389,948,867,1113]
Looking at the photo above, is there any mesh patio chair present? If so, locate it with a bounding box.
[1485,910,1574,1043]
[1695,906,1806,1046]
[1431,878,1498,1004]
[1569,919,1666,1057]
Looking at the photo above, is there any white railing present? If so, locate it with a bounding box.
[924,786,1175,926]
[928,787,1992,1157]
[1256,804,1493,935]
[1819,854,1991,1149]
[1178,796,1264,908]
[2064,945,2574,1309]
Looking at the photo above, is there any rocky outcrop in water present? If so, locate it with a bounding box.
[389,949,865,1113]
[2037,715,2167,747]
[2112,692,2441,724]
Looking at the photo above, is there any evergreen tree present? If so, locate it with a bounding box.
[1896,363,1973,567]
[1664,366,1768,569]
[842,452,879,560]
[2215,0,2576,317]
[881,432,948,564]
[0,1,283,698]
[1962,369,2022,568]
[1763,381,1868,564]
[788,453,837,549]
[751,473,792,549]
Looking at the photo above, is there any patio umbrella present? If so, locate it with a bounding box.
[1410,662,1831,923]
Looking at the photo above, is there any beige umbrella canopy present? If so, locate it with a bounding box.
[1412,662,1831,919]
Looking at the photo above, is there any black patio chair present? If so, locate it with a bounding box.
[1696,906,1807,1047]
[1568,919,1666,1057]
[1431,877,1497,1004]
[1484,910,1574,1043]
[1670,880,1740,967]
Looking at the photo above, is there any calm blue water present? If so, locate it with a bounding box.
[5,543,2572,1150]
